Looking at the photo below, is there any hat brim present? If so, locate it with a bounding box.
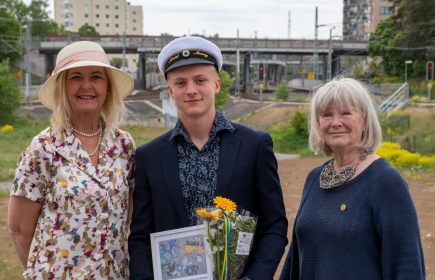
[39,61,134,110]
[165,58,214,73]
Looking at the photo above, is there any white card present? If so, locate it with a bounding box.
[235,232,254,255]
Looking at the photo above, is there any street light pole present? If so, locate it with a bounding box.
[26,20,32,106]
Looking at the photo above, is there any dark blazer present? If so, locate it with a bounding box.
[129,122,288,280]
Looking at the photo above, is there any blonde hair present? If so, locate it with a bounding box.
[50,68,127,138]
[309,77,382,156]
[166,64,219,84]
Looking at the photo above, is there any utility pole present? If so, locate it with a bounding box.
[314,7,319,81]
[26,20,31,106]
[288,11,291,39]
[327,29,332,82]
[122,0,128,69]
[236,29,240,97]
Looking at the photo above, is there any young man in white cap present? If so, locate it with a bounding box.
[129,36,288,280]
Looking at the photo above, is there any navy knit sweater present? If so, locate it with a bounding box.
[279,158,425,280]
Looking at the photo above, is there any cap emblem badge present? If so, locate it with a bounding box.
[182,50,190,57]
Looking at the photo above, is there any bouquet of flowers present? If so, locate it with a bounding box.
[196,197,257,280]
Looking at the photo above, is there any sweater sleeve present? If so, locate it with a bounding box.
[279,165,323,280]
[370,164,425,279]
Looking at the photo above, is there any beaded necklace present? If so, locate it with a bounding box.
[71,119,103,157]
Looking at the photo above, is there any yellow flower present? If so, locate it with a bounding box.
[213,196,237,212]
[196,208,220,220]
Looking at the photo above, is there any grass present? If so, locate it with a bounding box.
[0,123,169,182]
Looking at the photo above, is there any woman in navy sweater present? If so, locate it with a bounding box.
[279,77,425,279]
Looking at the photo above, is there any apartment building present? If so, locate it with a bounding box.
[54,0,143,72]
[343,0,395,41]
[369,0,394,33]
[343,0,371,41]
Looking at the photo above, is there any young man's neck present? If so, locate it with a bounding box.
[179,108,216,150]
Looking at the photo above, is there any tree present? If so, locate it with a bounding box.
[274,80,292,101]
[78,24,99,35]
[0,58,21,124]
[0,6,21,62]
[367,0,435,78]
[28,0,59,38]
[215,70,232,109]
[110,57,127,69]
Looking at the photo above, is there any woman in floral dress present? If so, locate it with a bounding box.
[8,41,136,279]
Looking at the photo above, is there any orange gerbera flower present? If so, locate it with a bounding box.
[196,208,220,220]
[213,196,237,212]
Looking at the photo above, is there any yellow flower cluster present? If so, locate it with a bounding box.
[213,196,237,212]
[196,208,221,220]
[376,142,435,168]
[0,125,13,132]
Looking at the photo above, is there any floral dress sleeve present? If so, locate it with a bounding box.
[124,131,136,194]
[10,132,53,203]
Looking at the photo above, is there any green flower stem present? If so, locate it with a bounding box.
[217,226,221,280]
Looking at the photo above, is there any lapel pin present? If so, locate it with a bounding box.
[341,204,346,211]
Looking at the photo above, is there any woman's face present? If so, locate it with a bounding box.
[319,104,365,153]
[65,66,109,115]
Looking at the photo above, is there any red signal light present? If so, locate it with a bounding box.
[260,67,263,71]
[430,66,433,70]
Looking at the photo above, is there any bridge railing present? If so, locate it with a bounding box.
[42,35,368,52]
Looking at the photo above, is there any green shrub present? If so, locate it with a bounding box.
[0,58,21,125]
[215,70,233,109]
[274,80,292,101]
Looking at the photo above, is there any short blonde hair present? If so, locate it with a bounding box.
[166,64,219,84]
[309,77,382,156]
[50,68,127,138]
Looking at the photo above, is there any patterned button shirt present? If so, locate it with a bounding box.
[169,110,234,226]
[11,123,135,280]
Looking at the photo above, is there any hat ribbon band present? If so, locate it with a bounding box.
[54,50,110,74]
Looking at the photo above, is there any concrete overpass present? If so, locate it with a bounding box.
[39,35,368,90]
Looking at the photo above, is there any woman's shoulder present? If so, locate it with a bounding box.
[114,127,135,144]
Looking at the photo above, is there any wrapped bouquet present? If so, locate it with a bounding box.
[196,197,257,280]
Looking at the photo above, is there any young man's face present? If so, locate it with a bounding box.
[167,64,220,119]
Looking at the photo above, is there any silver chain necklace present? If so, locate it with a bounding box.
[320,153,368,189]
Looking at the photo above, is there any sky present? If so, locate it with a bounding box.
[22,0,343,39]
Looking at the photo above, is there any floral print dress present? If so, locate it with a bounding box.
[11,124,135,280]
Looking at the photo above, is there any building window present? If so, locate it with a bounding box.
[106,23,109,27]
[133,11,136,15]
[115,6,119,10]
[106,14,109,18]
[115,24,119,28]
[85,23,88,25]
[133,19,136,23]
[380,6,393,15]
[85,14,88,18]
[106,32,109,35]
[133,27,136,31]
[96,5,99,9]
[85,4,88,9]
[115,15,119,19]
[96,14,99,18]
[96,23,99,27]
[133,59,136,62]
[106,5,109,9]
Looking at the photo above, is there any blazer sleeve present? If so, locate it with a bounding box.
[128,146,155,280]
[370,167,425,279]
[242,132,289,279]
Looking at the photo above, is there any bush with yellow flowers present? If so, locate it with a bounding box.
[376,142,435,168]
[0,125,13,132]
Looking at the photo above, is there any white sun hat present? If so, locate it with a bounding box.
[39,41,134,110]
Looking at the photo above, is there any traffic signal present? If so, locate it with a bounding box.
[427,61,434,82]
[259,63,264,81]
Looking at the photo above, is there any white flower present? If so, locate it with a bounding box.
[210,228,217,238]
[209,219,218,226]
[220,245,224,251]
[212,246,217,254]
[218,223,223,230]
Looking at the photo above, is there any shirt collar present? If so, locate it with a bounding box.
[169,110,234,142]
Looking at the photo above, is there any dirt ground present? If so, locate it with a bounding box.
[0,157,434,279]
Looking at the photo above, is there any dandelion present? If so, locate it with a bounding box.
[213,196,237,212]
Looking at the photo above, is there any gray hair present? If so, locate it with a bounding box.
[50,68,127,138]
[309,77,382,156]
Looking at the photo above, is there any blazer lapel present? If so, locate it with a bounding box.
[159,136,189,227]
[215,130,241,198]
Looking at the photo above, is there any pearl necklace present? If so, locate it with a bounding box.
[71,120,103,157]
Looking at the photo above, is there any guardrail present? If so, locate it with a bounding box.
[379,83,408,113]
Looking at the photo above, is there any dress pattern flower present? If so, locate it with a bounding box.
[11,123,135,280]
